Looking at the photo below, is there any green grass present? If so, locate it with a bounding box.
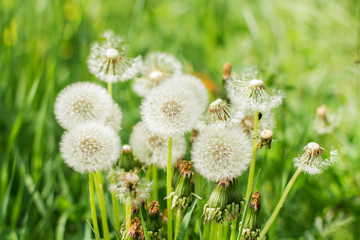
[1,0,360,239]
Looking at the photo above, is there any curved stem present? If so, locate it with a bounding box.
[259,167,302,240]
[94,172,110,240]
[167,137,173,240]
[89,174,100,240]
[246,111,259,199]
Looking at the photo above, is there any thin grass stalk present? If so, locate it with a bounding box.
[245,111,259,199]
[259,167,302,240]
[89,174,100,240]
[167,136,173,240]
[94,172,111,240]
[152,165,158,201]
[110,174,121,233]
[230,219,237,240]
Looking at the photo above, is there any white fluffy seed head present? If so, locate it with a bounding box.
[60,121,121,173]
[133,52,183,96]
[293,142,337,175]
[129,122,186,169]
[226,68,284,112]
[105,102,122,132]
[54,82,113,130]
[191,125,252,182]
[141,83,203,136]
[87,30,139,83]
[160,74,209,110]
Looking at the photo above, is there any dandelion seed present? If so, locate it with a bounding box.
[133,52,183,96]
[191,125,252,182]
[227,68,284,112]
[87,30,139,83]
[293,142,337,175]
[60,121,120,173]
[129,122,186,169]
[141,84,203,136]
[54,82,113,130]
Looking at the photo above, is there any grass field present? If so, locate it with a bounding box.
[1,0,360,239]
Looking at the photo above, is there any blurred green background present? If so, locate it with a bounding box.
[1,0,360,239]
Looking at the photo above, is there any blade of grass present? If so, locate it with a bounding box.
[139,206,151,240]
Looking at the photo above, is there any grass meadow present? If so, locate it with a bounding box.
[1,0,360,239]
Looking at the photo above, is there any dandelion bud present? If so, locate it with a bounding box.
[202,179,244,223]
[165,161,201,211]
[260,129,273,149]
[241,192,261,240]
[146,201,163,238]
[293,142,337,175]
[128,217,145,240]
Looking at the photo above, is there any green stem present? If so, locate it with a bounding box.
[93,172,110,240]
[89,174,100,240]
[125,197,132,235]
[167,137,173,240]
[259,167,302,240]
[230,219,237,240]
[246,111,259,199]
[107,82,113,96]
[217,223,223,239]
[152,165,158,201]
[111,173,121,234]
[175,209,182,238]
[210,222,216,240]
[203,222,210,239]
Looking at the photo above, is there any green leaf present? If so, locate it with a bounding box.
[139,207,151,240]
[176,198,199,240]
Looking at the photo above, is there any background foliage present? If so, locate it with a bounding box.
[1,0,360,239]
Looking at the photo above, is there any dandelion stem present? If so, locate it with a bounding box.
[93,172,111,240]
[259,167,302,240]
[110,173,121,233]
[230,219,237,240]
[152,165,158,201]
[209,222,216,240]
[246,111,259,199]
[125,197,132,235]
[167,136,173,240]
[217,223,223,239]
[89,174,100,240]
[107,82,113,96]
[175,209,182,238]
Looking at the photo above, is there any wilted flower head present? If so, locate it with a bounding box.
[313,104,340,134]
[133,52,183,96]
[160,74,209,110]
[87,30,138,83]
[129,122,186,169]
[60,121,120,173]
[141,83,203,136]
[227,68,284,112]
[128,217,145,240]
[110,169,151,202]
[293,142,337,175]
[54,82,113,130]
[192,125,252,182]
[201,99,237,126]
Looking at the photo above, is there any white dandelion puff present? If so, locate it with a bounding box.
[227,68,284,112]
[192,125,252,182]
[87,30,139,83]
[293,142,337,175]
[105,102,122,132]
[129,122,186,169]
[133,52,183,97]
[160,74,209,110]
[54,82,113,130]
[60,121,121,173]
[141,84,203,136]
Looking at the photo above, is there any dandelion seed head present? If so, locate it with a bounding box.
[60,121,120,173]
[192,125,252,181]
[87,30,138,83]
[133,52,182,96]
[141,84,203,136]
[105,102,122,131]
[234,106,275,135]
[129,122,186,168]
[54,82,113,130]
[293,142,337,175]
